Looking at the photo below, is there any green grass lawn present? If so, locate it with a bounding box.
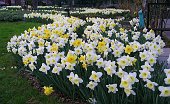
[0,22,61,104]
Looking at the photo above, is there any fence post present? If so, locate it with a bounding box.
[147,3,150,29]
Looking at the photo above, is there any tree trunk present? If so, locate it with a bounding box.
[32,0,38,10]
[72,0,74,6]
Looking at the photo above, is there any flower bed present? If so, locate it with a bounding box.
[7,13,170,104]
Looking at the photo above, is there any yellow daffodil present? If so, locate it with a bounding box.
[43,86,54,96]
[66,54,77,64]
[73,39,82,47]
[125,45,133,54]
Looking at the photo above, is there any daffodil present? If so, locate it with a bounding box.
[120,77,132,89]
[39,63,50,74]
[43,86,54,95]
[147,57,156,66]
[158,86,170,97]
[66,54,77,64]
[96,58,104,68]
[164,69,170,76]
[141,62,154,71]
[164,75,170,85]
[144,79,158,91]
[82,62,87,70]
[99,25,106,32]
[86,81,98,90]
[50,43,58,52]
[97,41,107,53]
[52,66,62,75]
[79,55,85,62]
[127,72,139,84]
[139,51,147,61]
[104,67,116,77]
[28,63,36,71]
[67,72,83,86]
[67,72,74,83]
[89,71,102,82]
[124,88,136,97]
[72,39,82,47]
[125,45,133,54]
[115,68,128,78]
[139,70,151,80]
[73,74,83,86]
[65,62,75,70]
[106,84,118,93]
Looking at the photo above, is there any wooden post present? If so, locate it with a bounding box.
[32,0,38,10]
[147,3,150,29]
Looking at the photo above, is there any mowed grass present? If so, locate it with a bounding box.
[0,22,61,104]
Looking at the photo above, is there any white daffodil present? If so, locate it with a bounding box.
[65,62,75,70]
[144,79,158,91]
[52,66,62,75]
[164,69,170,76]
[106,84,118,93]
[124,88,136,97]
[139,70,151,80]
[139,51,147,61]
[120,76,132,89]
[67,72,83,86]
[89,71,102,82]
[39,63,50,74]
[158,86,170,97]
[164,75,170,85]
[127,72,139,84]
[67,72,74,84]
[141,62,154,71]
[146,56,156,66]
[28,63,36,71]
[72,74,83,86]
[115,68,128,78]
[96,58,104,68]
[86,81,98,90]
[104,66,116,77]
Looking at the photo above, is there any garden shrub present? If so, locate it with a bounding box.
[0,10,25,22]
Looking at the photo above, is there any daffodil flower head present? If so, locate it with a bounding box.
[125,45,133,54]
[52,65,62,75]
[158,86,170,97]
[43,86,54,96]
[89,71,103,82]
[164,69,170,76]
[124,88,136,97]
[144,79,158,91]
[86,81,98,90]
[106,84,118,93]
[39,63,50,74]
[120,76,132,89]
[164,74,170,85]
[139,69,151,80]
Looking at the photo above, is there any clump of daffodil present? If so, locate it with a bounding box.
[43,86,54,95]
[8,13,169,103]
